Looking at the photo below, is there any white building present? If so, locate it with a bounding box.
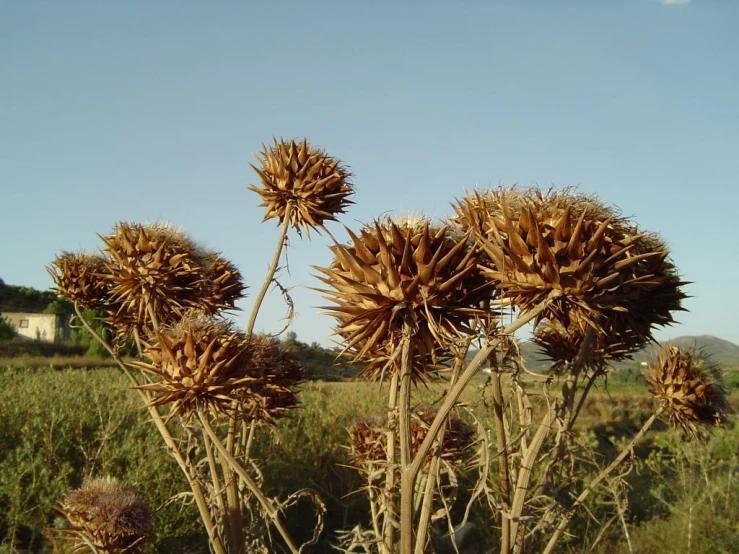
[0,312,71,342]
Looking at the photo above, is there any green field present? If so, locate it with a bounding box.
[1,365,737,553]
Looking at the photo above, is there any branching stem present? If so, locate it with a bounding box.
[541,409,662,554]
[199,412,301,554]
[73,304,226,554]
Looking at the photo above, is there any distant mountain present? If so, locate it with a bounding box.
[516,335,739,372]
[636,335,739,367]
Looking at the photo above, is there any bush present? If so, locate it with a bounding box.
[0,318,14,341]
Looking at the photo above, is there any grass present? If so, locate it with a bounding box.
[0,364,737,553]
[0,366,203,553]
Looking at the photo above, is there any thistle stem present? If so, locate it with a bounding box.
[199,412,301,554]
[399,322,414,554]
[413,353,465,554]
[224,202,293,549]
[382,371,400,554]
[534,326,598,498]
[541,409,661,554]
[490,358,512,554]
[74,304,226,554]
[509,402,557,554]
[202,430,228,540]
[245,201,293,338]
[408,291,560,486]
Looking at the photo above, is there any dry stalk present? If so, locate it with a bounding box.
[541,409,662,554]
[608,477,633,554]
[489,357,512,553]
[413,352,468,554]
[73,305,226,554]
[245,201,294,338]
[533,326,599,501]
[408,291,561,500]
[399,321,415,554]
[413,450,442,554]
[382,371,400,554]
[396,292,560,554]
[219,201,293,550]
[198,412,302,554]
[202,430,228,541]
[411,291,562,477]
[509,399,557,554]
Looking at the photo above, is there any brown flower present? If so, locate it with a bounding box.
[534,317,649,375]
[133,315,302,422]
[48,251,110,309]
[452,187,686,340]
[347,408,474,466]
[646,345,731,437]
[100,222,245,337]
[249,138,354,236]
[60,477,151,553]
[316,216,496,381]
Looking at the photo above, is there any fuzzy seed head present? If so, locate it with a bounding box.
[249,138,354,237]
[60,477,151,553]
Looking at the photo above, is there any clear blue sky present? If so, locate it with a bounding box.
[2,0,737,347]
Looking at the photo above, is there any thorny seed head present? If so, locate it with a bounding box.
[534,317,650,375]
[316,215,496,382]
[249,138,354,237]
[646,345,731,437]
[347,407,475,465]
[48,251,111,309]
[451,186,686,341]
[97,222,245,338]
[132,314,302,423]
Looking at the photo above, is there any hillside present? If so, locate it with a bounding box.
[636,335,739,366]
[517,334,739,372]
[0,279,70,314]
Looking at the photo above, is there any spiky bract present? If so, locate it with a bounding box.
[133,315,302,422]
[100,222,245,337]
[48,251,110,309]
[316,216,496,381]
[249,138,354,236]
[452,187,685,339]
[646,345,731,437]
[534,317,649,374]
[60,477,151,553]
[347,408,474,466]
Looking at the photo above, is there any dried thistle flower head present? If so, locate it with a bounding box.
[534,317,649,375]
[236,333,304,422]
[347,408,474,466]
[249,138,354,236]
[316,216,495,381]
[48,251,110,309]
[451,186,686,339]
[195,251,247,314]
[100,222,245,337]
[133,315,301,422]
[646,345,731,437]
[60,477,151,553]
